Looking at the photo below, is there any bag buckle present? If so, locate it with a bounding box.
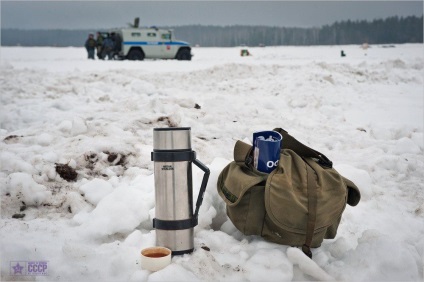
[318,154,333,168]
[246,155,253,166]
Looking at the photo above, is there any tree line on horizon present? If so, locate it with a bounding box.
[1,15,422,47]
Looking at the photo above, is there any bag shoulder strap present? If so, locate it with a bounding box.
[273,128,333,168]
[302,162,318,259]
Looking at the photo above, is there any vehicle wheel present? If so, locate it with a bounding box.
[127,49,144,60]
[177,49,191,61]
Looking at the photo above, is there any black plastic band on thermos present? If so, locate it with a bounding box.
[153,218,198,230]
[151,150,196,162]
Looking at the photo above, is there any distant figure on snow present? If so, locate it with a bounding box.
[240,49,251,57]
[111,32,122,54]
[96,32,104,59]
[85,33,97,60]
[102,36,114,60]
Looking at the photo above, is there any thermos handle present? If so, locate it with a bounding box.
[192,158,210,222]
[151,153,210,230]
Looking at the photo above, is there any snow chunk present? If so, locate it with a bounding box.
[79,178,114,205]
[65,191,93,214]
[147,264,198,281]
[42,151,58,163]
[245,248,294,281]
[57,120,72,133]
[71,117,88,136]
[36,133,54,146]
[411,132,423,150]
[7,172,51,205]
[391,137,421,155]
[339,230,421,281]
[328,237,352,259]
[175,98,196,109]
[287,247,335,281]
[0,151,34,174]
[74,186,153,238]
[68,158,77,169]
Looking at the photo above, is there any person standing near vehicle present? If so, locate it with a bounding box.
[96,32,104,59]
[84,33,96,60]
[102,36,114,60]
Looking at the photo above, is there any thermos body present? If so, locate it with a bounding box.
[152,127,209,255]
[153,159,195,254]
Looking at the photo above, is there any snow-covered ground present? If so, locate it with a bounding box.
[1,44,423,281]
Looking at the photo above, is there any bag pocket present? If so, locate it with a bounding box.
[217,162,267,235]
[263,150,348,247]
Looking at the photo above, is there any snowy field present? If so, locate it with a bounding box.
[1,44,423,281]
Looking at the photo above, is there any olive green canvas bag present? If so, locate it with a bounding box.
[217,128,361,258]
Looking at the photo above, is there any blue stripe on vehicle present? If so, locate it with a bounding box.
[123,41,189,46]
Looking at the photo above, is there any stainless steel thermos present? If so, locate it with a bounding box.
[151,127,210,255]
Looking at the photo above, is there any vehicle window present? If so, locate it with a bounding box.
[147,33,156,37]
[161,34,171,40]
[131,32,141,37]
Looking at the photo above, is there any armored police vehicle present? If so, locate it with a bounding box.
[110,27,192,61]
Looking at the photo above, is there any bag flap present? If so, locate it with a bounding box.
[217,161,267,207]
[265,150,347,233]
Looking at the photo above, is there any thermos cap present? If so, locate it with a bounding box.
[153,127,191,150]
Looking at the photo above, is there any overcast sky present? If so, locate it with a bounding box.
[1,1,423,30]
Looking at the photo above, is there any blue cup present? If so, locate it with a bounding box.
[253,131,283,173]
